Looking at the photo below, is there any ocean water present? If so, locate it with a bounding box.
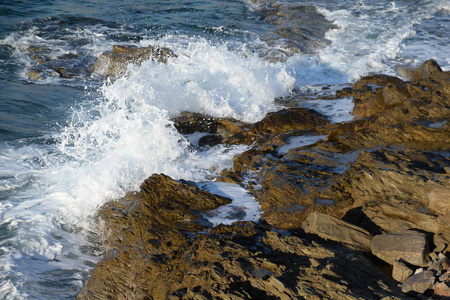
[0,0,448,298]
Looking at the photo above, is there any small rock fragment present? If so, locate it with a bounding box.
[434,282,450,297]
[392,259,414,283]
[401,270,435,294]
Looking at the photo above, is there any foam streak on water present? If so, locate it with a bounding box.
[315,0,450,79]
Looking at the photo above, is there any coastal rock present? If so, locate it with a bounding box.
[392,259,414,283]
[302,211,373,251]
[334,148,449,234]
[401,270,435,294]
[80,60,450,300]
[347,61,450,150]
[92,45,176,78]
[172,112,220,134]
[249,107,330,136]
[434,282,450,297]
[427,188,450,215]
[413,59,443,81]
[371,230,430,267]
[27,55,93,80]
[351,74,403,118]
[79,178,406,299]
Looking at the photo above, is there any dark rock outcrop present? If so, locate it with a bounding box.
[27,46,94,80]
[79,175,406,300]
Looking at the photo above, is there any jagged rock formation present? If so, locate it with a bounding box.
[79,60,450,299]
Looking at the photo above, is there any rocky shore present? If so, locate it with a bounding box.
[76,57,450,300]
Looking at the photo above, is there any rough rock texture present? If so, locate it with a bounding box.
[302,211,373,251]
[371,231,430,266]
[79,60,450,299]
[79,175,406,300]
[401,270,436,294]
[26,46,94,80]
[92,45,176,78]
[392,259,414,283]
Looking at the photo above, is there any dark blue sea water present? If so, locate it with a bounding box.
[0,0,449,298]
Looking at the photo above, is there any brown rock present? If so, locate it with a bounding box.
[249,107,329,136]
[374,82,411,110]
[428,187,450,215]
[401,270,435,294]
[172,111,220,134]
[413,59,443,81]
[434,282,450,297]
[351,74,404,119]
[392,259,414,283]
[93,45,176,78]
[371,230,430,267]
[333,148,448,233]
[302,211,373,251]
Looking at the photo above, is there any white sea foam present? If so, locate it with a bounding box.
[201,182,261,225]
[317,0,450,79]
[104,39,295,123]
[0,37,295,295]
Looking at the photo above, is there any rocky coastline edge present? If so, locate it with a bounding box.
[76,59,450,299]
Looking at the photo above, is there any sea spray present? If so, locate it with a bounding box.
[0,37,296,297]
[104,39,295,123]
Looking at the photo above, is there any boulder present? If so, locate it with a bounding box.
[302,211,373,251]
[392,259,414,283]
[92,45,176,78]
[371,230,430,267]
[401,270,435,294]
[413,59,443,81]
[434,282,450,297]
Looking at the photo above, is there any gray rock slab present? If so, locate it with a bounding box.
[302,211,373,250]
[401,270,435,294]
[371,230,430,267]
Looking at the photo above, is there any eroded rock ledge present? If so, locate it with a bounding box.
[79,60,449,299]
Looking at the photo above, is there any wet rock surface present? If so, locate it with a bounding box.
[79,60,449,299]
[26,45,95,80]
[26,44,175,80]
[92,44,176,78]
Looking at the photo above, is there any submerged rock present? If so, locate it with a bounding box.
[26,46,94,80]
[249,1,336,61]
